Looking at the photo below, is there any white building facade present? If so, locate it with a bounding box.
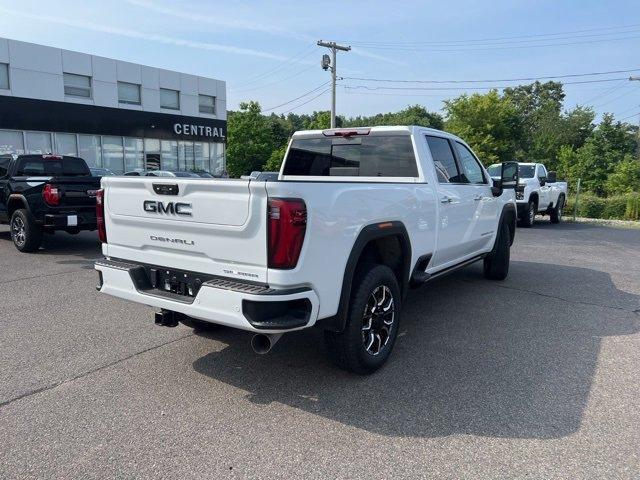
[0,37,226,175]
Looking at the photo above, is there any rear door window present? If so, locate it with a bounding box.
[425,136,462,183]
[454,142,486,184]
[282,135,418,177]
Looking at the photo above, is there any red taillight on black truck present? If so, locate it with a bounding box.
[42,184,61,206]
[267,198,306,269]
[96,188,107,243]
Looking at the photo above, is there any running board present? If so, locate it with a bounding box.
[411,254,486,286]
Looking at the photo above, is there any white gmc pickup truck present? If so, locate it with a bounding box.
[95,126,518,374]
[488,162,567,227]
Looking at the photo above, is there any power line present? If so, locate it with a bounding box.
[281,87,332,114]
[262,81,331,112]
[233,64,316,93]
[619,111,640,122]
[341,68,640,85]
[346,34,640,52]
[580,80,629,105]
[594,86,640,108]
[343,77,630,92]
[345,28,640,48]
[338,23,640,46]
[230,45,315,90]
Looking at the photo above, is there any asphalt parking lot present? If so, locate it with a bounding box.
[0,220,638,479]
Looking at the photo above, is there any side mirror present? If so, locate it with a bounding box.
[547,171,557,183]
[539,177,546,187]
[492,161,518,196]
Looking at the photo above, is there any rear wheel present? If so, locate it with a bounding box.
[550,196,564,224]
[324,264,401,375]
[10,209,43,253]
[483,221,511,280]
[519,200,536,228]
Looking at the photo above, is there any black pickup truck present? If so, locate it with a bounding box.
[0,154,100,252]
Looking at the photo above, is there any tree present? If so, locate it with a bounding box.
[264,144,288,172]
[557,114,636,195]
[344,105,443,130]
[605,155,640,195]
[226,101,276,177]
[443,90,522,165]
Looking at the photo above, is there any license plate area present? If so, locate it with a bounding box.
[148,267,207,298]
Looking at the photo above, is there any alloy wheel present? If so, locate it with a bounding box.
[362,285,395,356]
[11,216,26,247]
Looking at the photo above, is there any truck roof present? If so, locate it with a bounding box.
[291,125,453,139]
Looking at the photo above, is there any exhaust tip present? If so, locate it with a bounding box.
[251,334,273,355]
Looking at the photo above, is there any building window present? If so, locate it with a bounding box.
[160,88,180,110]
[210,142,225,176]
[102,136,124,174]
[124,138,144,172]
[25,132,52,154]
[118,82,141,105]
[63,73,91,98]
[55,133,78,156]
[178,141,195,170]
[161,140,178,171]
[198,94,215,114]
[0,63,8,90]
[0,130,24,155]
[78,135,101,168]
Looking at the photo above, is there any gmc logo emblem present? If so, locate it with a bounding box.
[143,200,192,216]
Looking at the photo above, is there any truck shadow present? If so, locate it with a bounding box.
[192,261,639,440]
[0,227,101,265]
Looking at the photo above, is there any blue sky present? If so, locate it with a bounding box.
[0,0,639,122]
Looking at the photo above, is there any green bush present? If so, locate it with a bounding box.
[564,192,640,221]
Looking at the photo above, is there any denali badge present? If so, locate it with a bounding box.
[143,200,192,216]
[150,235,195,246]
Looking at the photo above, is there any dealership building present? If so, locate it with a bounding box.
[0,37,226,174]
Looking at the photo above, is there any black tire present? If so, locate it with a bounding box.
[179,316,220,332]
[10,209,43,253]
[483,221,511,280]
[519,200,536,228]
[324,264,401,375]
[550,196,564,224]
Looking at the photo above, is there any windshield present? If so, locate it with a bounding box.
[518,165,536,178]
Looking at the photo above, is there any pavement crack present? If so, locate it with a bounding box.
[464,279,636,313]
[0,333,194,409]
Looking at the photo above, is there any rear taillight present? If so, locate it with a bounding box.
[43,184,61,206]
[96,189,107,243]
[268,198,306,269]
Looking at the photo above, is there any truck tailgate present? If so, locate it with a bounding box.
[101,177,269,283]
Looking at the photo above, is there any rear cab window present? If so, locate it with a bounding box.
[15,156,90,177]
[282,135,418,178]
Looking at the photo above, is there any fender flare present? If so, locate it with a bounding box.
[7,194,30,216]
[498,203,517,247]
[321,221,412,332]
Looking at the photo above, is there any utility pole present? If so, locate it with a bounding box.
[630,76,640,160]
[318,40,351,128]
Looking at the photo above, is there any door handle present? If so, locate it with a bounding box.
[440,196,452,204]
[473,195,483,201]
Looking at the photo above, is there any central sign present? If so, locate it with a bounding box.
[173,123,225,139]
